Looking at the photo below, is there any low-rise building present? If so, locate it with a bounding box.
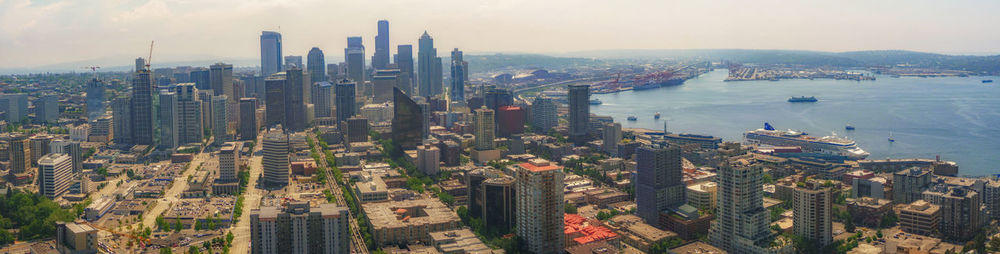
[899,200,941,237]
[607,214,677,253]
[846,197,892,227]
[363,198,461,245]
[428,229,497,254]
[686,182,717,211]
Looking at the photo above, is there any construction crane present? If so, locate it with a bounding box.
[145,40,154,71]
[81,66,101,79]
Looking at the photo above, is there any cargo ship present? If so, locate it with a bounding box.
[744,122,869,159]
[589,99,602,105]
[788,96,818,103]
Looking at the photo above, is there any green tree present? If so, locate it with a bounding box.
[564,203,577,214]
[226,231,235,246]
[174,219,183,232]
[188,245,200,254]
[438,192,455,205]
[159,247,173,254]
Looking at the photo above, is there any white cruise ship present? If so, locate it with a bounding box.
[744,123,869,159]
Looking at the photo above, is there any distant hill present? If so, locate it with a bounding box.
[560,49,1000,74]
[462,54,600,74]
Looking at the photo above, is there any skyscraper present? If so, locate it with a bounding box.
[210,63,234,101]
[602,122,622,155]
[29,135,53,167]
[514,159,565,254]
[260,31,283,76]
[893,167,933,204]
[174,83,204,144]
[38,153,72,200]
[131,69,155,146]
[307,47,326,83]
[111,97,132,145]
[212,95,230,144]
[923,185,985,241]
[335,79,357,123]
[373,20,390,70]
[450,48,466,102]
[250,202,350,254]
[283,55,302,70]
[35,95,59,124]
[49,139,82,173]
[418,31,443,97]
[239,98,258,140]
[265,73,287,127]
[792,180,833,246]
[392,87,423,150]
[284,68,306,132]
[313,82,333,118]
[474,107,496,151]
[531,96,558,132]
[262,128,289,186]
[0,93,28,124]
[568,84,590,145]
[189,68,211,90]
[159,90,179,150]
[394,45,415,94]
[5,134,30,174]
[709,144,789,253]
[85,79,105,120]
[345,37,366,92]
[634,145,685,224]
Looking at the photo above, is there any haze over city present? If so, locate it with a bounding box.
[3,0,1000,70]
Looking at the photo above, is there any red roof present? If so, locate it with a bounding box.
[564,214,617,245]
[519,162,561,173]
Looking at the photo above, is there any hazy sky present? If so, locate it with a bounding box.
[2,0,999,69]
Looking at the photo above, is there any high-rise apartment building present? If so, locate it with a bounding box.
[709,146,790,253]
[417,32,443,97]
[111,97,132,145]
[5,134,30,174]
[474,107,496,151]
[335,79,357,123]
[792,180,833,246]
[49,139,82,173]
[417,145,440,175]
[531,96,558,132]
[38,153,72,200]
[260,31,283,76]
[159,90,179,150]
[514,159,565,254]
[373,20,390,70]
[219,142,241,182]
[922,185,984,241]
[250,202,350,254]
[345,117,369,144]
[175,83,204,144]
[307,47,326,83]
[313,82,334,118]
[568,84,590,145]
[450,48,466,102]
[392,88,423,150]
[239,98,258,140]
[212,95,230,144]
[131,70,155,146]
[635,144,685,224]
[29,135,53,167]
[893,167,933,204]
[602,122,622,155]
[262,128,289,186]
[35,94,59,124]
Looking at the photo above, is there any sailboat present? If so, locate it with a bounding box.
[888,131,895,142]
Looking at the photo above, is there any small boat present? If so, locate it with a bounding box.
[845,124,855,130]
[627,116,638,121]
[888,131,895,142]
[654,112,661,119]
[788,96,818,103]
[983,80,994,83]
[589,99,602,105]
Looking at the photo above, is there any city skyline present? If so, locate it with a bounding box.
[3,0,1000,70]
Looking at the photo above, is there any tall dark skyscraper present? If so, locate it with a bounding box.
[417,31,443,97]
[284,68,306,132]
[85,78,105,121]
[567,84,590,145]
[634,145,685,224]
[335,79,357,123]
[345,37,366,97]
[394,45,415,94]
[373,20,390,70]
[307,47,326,83]
[264,73,287,127]
[210,63,234,101]
[239,98,258,140]
[175,83,204,144]
[111,97,132,145]
[450,48,466,102]
[189,68,210,90]
[392,87,423,150]
[260,31,283,76]
[313,82,334,118]
[131,70,155,146]
[159,90,178,150]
